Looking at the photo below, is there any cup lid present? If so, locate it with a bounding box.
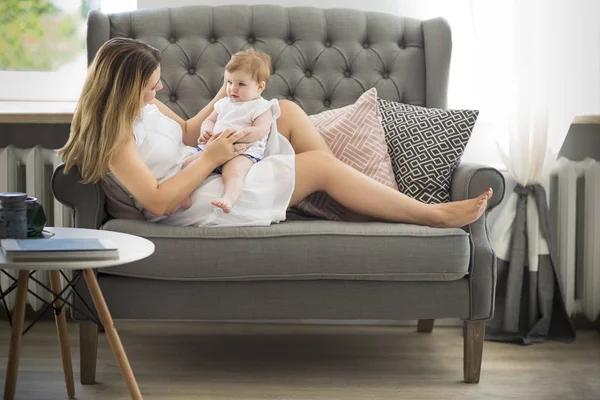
[0,192,27,202]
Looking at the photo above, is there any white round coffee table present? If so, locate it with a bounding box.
[1,227,154,400]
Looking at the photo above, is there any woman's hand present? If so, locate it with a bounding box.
[202,129,250,166]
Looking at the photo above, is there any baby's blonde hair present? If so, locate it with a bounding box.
[225,49,272,84]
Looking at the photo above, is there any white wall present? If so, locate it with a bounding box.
[139,0,399,14]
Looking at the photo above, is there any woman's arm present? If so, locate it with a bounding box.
[236,110,273,143]
[109,129,249,216]
[150,83,227,147]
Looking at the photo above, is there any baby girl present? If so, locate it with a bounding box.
[181,49,278,213]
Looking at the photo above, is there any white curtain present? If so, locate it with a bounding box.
[396,0,600,167]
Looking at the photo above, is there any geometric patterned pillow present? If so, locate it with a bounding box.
[293,88,398,220]
[378,98,479,204]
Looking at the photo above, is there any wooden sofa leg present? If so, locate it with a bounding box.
[463,320,485,384]
[417,319,434,333]
[80,321,98,385]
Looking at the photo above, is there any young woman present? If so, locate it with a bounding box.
[59,38,491,228]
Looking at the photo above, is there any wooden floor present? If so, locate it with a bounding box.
[1,321,599,400]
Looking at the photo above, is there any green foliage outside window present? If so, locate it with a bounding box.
[0,0,85,71]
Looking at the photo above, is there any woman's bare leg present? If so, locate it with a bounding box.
[212,156,254,213]
[290,151,491,227]
[277,100,333,155]
[278,100,375,221]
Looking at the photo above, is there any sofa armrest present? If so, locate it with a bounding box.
[450,162,506,320]
[451,163,505,211]
[51,163,106,229]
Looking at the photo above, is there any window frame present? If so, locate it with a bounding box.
[0,0,136,102]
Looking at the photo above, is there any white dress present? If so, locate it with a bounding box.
[119,102,295,227]
[198,97,276,160]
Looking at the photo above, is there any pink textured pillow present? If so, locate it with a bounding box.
[295,88,398,220]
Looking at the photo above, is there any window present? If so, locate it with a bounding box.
[0,0,136,102]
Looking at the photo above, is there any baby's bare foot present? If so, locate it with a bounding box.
[431,188,493,228]
[211,196,233,213]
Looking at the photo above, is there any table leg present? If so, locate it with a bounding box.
[49,270,75,399]
[83,269,142,400]
[3,270,29,400]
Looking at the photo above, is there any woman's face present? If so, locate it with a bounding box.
[224,70,265,102]
[143,66,163,105]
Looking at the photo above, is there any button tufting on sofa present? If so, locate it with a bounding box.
[188,68,195,75]
[382,72,389,79]
[323,99,331,106]
[97,5,432,115]
[286,95,293,100]
[304,70,312,77]
[344,71,351,78]
[170,95,177,102]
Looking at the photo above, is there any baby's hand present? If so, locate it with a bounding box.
[198,130,213,144]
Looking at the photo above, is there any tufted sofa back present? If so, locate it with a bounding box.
[87,5,451,118]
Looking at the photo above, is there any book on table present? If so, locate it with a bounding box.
[0,238,119,262]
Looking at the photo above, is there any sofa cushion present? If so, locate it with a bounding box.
[100,218,470,282]
[378,98,478,204]
[294,88,398,221]
[100,177,145,220]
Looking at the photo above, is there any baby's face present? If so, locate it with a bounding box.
[224,70,264,102]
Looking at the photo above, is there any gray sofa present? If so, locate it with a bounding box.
[51,5,505,385]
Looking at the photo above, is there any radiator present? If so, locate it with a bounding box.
[550,158,600,321]
[0,145,73,312]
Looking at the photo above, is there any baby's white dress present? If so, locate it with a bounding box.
[198,96,276,160]
[114,101,295,227]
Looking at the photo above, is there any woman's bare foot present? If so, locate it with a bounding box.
[167,196,192,216]
[430,188,493,228]
[211,196,233,213]
[181,196,192,209]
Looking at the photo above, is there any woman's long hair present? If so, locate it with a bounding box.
[59,37,161,183]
